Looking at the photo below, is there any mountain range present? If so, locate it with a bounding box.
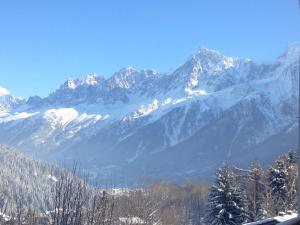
[0,43,299,185]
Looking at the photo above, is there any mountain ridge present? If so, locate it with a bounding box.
[0,44,299,184]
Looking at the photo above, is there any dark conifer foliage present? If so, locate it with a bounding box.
[205,163,248,225]
[246,161,267,222]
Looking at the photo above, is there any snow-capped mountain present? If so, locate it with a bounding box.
[0,87,24,111]
[0,44,299,184]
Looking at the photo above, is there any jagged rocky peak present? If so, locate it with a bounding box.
[66,78,80,89]
[27,95,43,106]
[63,74,105,90]
[192,47,223,59]
[168,48,242,92]
[277,42,300,64]
[115,66,158,77]
[117,66,137,74]
[109,66,158,89]
[0,87,25,110]
[141,68,159,76]
[188,47,241,72]
[0,44,298,183]
[173,47,242,82]
[84,73,99,85]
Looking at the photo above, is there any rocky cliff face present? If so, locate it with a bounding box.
[0,44,298,184]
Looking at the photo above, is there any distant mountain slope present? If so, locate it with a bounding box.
[0,43,298,184]
[0,144,64,213]
[0,87,24,111]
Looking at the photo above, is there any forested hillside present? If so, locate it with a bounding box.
[0,145,297,224]
[0,144,65,214]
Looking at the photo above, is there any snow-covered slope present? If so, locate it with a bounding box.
[0,144,66,213]
[0,44,299,184]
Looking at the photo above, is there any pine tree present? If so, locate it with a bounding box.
[205,163,248,225]
[285,151,298,211]
[287,150,298,164]
[268,157,288,213]
[246,161,266,222]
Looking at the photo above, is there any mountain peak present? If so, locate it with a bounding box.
[63,74,104,90]
[196,47,221,55]
[66,78,80,89]
[117,66,137,75]
[278,42,300,63]
[192,47,223,60]
[0,87,10,96]
[182,47,239,75]
[84,73,100,86]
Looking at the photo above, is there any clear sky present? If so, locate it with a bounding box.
[0,0,299,97]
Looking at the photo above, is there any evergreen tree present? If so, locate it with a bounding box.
[246,161,266,222]
[205,163,248,225]
[285,151,298,211]
[287,150,298,164]
[268,157,288,213]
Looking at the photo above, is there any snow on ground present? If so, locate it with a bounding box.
[244,212,298,225]
[48,174,58,183]
[0,212,11,221]
[275,213,298,223]
[43,108,105,128]
[43,108,79,126]
[119,217,145,224]
[0,111,39,123]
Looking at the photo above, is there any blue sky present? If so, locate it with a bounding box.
[0,0,299,97]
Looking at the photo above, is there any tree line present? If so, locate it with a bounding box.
[0,150,298,225]
[205,150,298,225]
